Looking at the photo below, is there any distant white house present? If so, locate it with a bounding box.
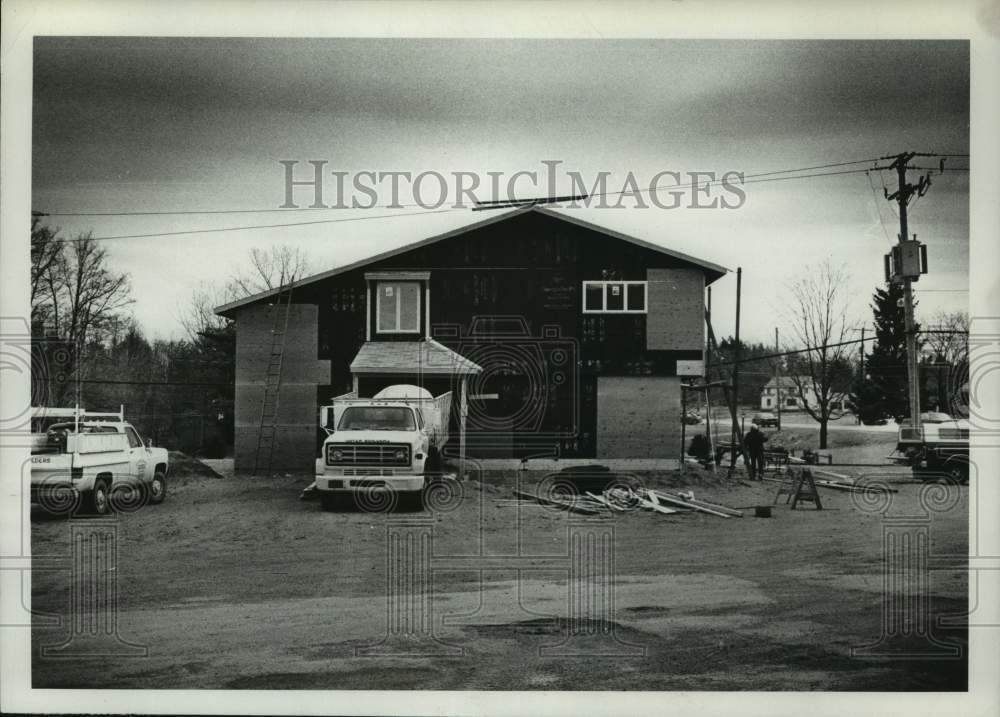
[760,376,845,412]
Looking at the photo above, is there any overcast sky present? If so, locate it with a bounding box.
[32,38,969,343]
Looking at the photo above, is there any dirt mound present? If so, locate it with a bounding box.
[168,451,223,480]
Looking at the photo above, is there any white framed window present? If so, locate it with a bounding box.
[376,281,421,333]
[582,280,647,313]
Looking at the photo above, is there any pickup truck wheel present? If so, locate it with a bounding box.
[148,471,167,505]
[84,478,111,516]
[944,461,969,485]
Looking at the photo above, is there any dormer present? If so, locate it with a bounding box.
[365,271,431,341]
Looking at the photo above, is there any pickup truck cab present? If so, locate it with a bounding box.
[312,385,452,510]
[30,407,169,515]
[891,411,969,482]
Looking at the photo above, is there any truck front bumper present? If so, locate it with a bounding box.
[316,475,425,493]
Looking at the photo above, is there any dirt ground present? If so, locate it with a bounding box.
[31,438,968,691]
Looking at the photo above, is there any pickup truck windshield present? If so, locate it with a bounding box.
[338,406,415,431]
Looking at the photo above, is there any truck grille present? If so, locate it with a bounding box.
[326,443,410,467]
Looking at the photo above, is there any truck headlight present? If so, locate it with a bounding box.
[394,449,406,460]
[332,450,343,461]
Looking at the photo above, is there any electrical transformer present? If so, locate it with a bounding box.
[884,239,928,283]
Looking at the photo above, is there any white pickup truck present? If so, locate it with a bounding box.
[30,407,169,515]
[311,385,452,510]
[891,411,970,482]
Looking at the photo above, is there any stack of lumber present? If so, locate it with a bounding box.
[512,485,746,519]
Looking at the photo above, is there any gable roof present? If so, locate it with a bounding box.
[763,376,812,389]
[215,205,729,316]
[350,339,483,375]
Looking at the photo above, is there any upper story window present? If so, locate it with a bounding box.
[582,280,647,313]
[377,281,421,333]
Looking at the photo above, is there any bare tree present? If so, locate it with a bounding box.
[924,310,969,416]
[180,245,312,341]
[35,232,133,402]
[179,282,240,341]
[31,217,64,325]
[227,245,311,297]
[783,259,855,449]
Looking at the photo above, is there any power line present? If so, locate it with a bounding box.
[595,165,879,203]
[45,207,464,243]
[713,326,968,368]
[68,378,231,387]
[866,171,895,245]
[37,169,874,243]
[37,158,884,218]
[33,156,969,243]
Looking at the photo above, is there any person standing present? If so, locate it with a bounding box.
[744,424,769,480]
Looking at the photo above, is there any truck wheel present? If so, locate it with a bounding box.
[945,460,969,485]
[84,478,111,516]
[425,447,442,475]
[148,471,167,505]
[401,491,425,512]
[320,493,344,511]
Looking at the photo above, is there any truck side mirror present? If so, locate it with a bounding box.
[145,437,152,448]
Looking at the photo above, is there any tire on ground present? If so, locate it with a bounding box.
[149,470,167,504]
[83,476,112,516]
[401,490,425,512]
[320,492,345,511]
[425,447,442,475]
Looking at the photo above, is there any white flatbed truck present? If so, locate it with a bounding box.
[310,385,452,510]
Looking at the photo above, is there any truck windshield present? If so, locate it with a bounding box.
[338,406,415,431]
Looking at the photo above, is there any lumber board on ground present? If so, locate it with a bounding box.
[760,475,898,494]
[649,490,733,518]
[511,488,602,515]
[814,468,850,481]
[638,490,683,514]
[654,490,743,517]
[585,491,627,511]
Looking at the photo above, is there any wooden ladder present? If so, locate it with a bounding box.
[253,285,294,475]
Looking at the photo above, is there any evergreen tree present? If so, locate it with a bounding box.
[849,283,921,423]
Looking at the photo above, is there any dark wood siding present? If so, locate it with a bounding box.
[290,211,705,458]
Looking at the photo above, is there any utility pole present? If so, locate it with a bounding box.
[705,286,714,469]
[774,326,781,430]
[729,267,742,475]
[859,326,865,379]
[858,326,865,425]
[884,152,927,430]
